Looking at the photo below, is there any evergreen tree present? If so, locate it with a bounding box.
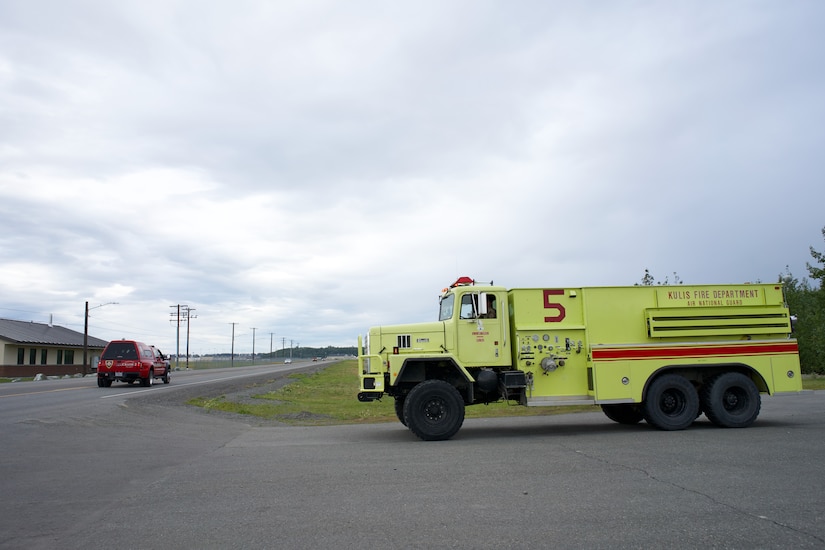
[807,226,825,284]
[781,226,825,374]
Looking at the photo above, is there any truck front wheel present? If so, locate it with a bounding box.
[394,396,407,426]
[403,380,465,441]
[701,372,760,428]
[643,374,699,431]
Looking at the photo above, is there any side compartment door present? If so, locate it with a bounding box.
[455,291,508,367]
[512,288,590,400]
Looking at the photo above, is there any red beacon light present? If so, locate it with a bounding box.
[448,277,494,289]
[450,276,476,288]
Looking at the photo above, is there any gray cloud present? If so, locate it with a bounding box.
[1,1,823,353]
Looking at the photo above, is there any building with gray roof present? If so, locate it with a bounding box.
[0,318,108,377]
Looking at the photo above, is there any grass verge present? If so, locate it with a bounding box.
[189,360,595,425]
[804,376,825,390]
[186,360,825,426]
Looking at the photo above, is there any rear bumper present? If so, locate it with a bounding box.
[99,371,142,382]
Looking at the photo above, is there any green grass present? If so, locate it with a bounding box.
[186,360,825,426]
[804,377,825,390]
[188,360,595,425]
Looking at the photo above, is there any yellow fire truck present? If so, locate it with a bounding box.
[357,277,802,440]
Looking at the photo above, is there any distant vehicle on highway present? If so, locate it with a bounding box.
[284,359,292,364]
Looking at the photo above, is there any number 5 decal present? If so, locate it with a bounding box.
[543,289,566,322]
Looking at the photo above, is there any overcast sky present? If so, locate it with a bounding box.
[1,1,823,356]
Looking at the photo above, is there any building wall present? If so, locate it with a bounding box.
[0,340,104,377]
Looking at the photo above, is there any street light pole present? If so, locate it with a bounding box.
[83,301,117,376]
[83,301,88,376]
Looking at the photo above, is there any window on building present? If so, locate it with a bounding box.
[65,350,75,364]
[40,349,48,365]
[29,349,36,365]
[17,348,25,365]
[57,350,63,365]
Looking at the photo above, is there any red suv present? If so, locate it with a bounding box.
[97,340,170,387]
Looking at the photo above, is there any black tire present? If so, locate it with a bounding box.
[701,372,761,428]
[97,376,104,388]
[394,396,407,426]
[141,371,153,387]
[601,404,644,425]
[162,368,170,384]
[403,380,465,441]
[643,374,699,431]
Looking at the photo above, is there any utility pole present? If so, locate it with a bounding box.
[251,327,257,362]
[270,332,274,360]
[229,322,238,368]
[184,307,196,369]
[83,301,88,376]
[83,301,117,375]
[170,305,188,370]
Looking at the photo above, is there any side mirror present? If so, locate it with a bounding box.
[478,293,488,317]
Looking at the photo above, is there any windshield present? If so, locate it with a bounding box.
[438,293,455,321]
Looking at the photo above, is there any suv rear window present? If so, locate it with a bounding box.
[102,342,138,360]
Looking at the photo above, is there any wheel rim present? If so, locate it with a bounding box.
[422,397,447,424]
[660,389,687,416]
[723,387,747,412]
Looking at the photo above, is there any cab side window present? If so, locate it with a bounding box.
[460,294,478,319]
[481,295,497,319]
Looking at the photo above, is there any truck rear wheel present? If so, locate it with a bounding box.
[141,370,153,387]
[643,374,699,431]
[601,404,644,425]
[701,372,760,428]
[403,380,465,441]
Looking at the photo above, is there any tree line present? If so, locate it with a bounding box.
[779,227,825,374]
[642,227,825,374]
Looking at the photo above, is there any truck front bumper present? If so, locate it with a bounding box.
[358,391,383,402]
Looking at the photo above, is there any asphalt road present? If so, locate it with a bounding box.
[1,365,824,549]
